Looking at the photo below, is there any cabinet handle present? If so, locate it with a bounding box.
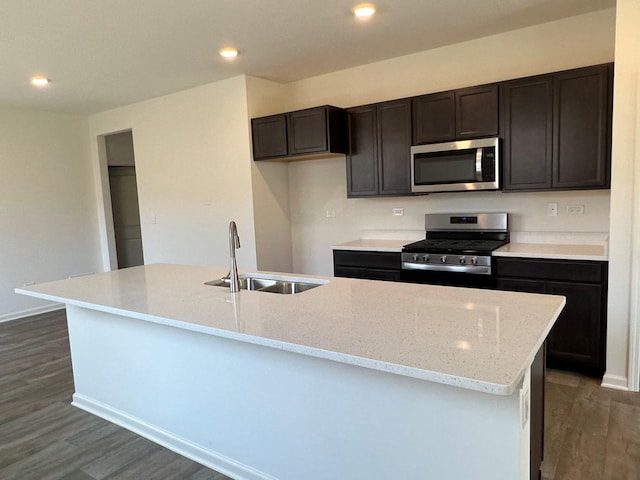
[476,148,483,181]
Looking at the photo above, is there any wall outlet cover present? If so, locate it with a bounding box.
[547,203,558,217]
[392,208,404,216]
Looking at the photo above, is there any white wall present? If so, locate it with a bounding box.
[283,9,615,275]
[245,76,294,272]
[88,76,258,272]
[287,9,616,110]
[0,106,101,321]
[289,158,611,274]
[605,0,640,390]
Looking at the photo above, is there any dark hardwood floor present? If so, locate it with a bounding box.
[0,311,229,480]
[543,369,640,479]
[2,310,639,479]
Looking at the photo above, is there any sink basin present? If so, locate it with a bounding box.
[204,273,327,295]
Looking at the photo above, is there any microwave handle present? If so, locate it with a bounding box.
[475,148,483,181]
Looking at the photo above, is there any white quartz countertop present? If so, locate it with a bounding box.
[334,238,608,261]
[493,243,607,261]
[332,239,408,252]
[16,264,565,396]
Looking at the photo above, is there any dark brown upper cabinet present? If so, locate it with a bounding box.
[347,99,412,197]
[502,64,612,191]
[553,65,612,189]
[455,85,499,139]
[251,114,288,160]
[252,106,347,161]
[412,85,498,145]
[501,75,554,190]
[347,105,378,196]
[411,92,455,144]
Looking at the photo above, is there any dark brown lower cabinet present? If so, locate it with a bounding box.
[495,257,608,376]
[333,250,401,281]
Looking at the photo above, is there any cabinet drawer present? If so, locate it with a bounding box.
[494,257,604,283]
[333,250,401,270]
[334,266,401,282]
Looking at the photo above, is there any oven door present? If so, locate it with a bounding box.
[401,267,496,289]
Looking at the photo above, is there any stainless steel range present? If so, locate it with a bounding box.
[401,212,509,288]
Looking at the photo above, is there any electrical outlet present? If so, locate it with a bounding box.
[547,203,558,217]
[151,214,157,224]
[325,210,336,218]
[567,204,585,215]
[392,208,404,216]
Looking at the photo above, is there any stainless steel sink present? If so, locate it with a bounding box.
[205,273,327,295]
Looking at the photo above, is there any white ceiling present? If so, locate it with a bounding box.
[0,0,615,114]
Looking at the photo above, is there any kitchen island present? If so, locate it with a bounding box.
[16,264,565,480]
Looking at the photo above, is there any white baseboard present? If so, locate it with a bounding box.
[72,393,277,480]
[0,303,64,324]
[601,373,629,391]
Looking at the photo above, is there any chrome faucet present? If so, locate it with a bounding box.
[228,221,241,293]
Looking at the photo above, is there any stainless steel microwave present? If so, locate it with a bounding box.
[410,137,500,193]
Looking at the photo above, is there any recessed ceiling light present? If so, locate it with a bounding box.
[31,76,50,87]
[352,3,376,17]
[219,47,238,59]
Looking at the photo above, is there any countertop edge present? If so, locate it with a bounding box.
[332,245,403,253]
[492,250,608,261]
[15,285,528,396]
[333,239,608,261]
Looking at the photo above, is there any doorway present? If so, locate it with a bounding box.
[105,131,144,268]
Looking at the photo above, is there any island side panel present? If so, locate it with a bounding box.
[65,304,528,480]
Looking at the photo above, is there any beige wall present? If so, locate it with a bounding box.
[287,9,615,110]
[246,76,294,272]
[282,9,615,276]
[0,106,101,321]
[88,76,258,271]
[606,0,640,390]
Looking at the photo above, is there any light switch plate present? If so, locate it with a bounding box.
[547,203,558,217]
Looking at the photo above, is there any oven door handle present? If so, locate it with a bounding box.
[401,262,491,275]
[475,148,483,181]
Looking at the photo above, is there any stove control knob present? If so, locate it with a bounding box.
[471,257,478,265]
[422,254,430,262]
[440,256,447,263]
[412,254,420,262]
[459,256,466,265]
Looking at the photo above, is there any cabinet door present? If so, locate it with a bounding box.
[347,106,379,197]
[546,281,604,375]
[496,277,546,294]
[412,92,455,144]
[287,107,327,155]
[501,76,553,191]
[359,268,402,282]
[552,65,610,189]
[455,85,499,139]
[377,99,412,195]
[251,114,287,160]
[334,266,365,279]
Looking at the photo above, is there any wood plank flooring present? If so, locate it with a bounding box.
[543,369,640,479]
[2,310,639,479]
[0,311,229,480]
